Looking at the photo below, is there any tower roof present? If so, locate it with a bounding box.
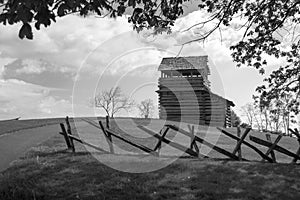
[158,56,210,74]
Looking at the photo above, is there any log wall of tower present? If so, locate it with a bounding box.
[157,77,232,127]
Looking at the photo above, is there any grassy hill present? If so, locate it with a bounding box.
[0,117,299,199]
[1,132,300,200]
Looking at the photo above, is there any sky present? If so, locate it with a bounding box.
[0,7,287,121]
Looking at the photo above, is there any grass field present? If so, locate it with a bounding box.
[0,118,66,136]
[0,117,300,199]
[1,132,300,200]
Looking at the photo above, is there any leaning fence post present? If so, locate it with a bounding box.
[60,123,72,150]
[99,120,114,154]
[106,116,110,129]
[265,134,276,163]
[290,128,300,163]
[236,126,242,161]
[189,125,195,149]
[293,138,300,163]
[153,127,169,154]
[188,125,199,156]
[232,128,251,158]
[65,116,75,152]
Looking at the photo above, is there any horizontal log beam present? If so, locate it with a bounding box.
[249,136,300,160]
[59,132,109,153]
[105,129,158,156]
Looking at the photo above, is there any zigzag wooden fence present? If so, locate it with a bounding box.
[58,116,300,164]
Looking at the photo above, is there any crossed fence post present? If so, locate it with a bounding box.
[59,116,75,152]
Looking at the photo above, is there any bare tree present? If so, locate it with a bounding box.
[242,93,297,133]
[281,93,293,134]
[230,110,241,127]
[269,98,283,132]
[94,86,134,118]
[254,100,269,132]
[241,103,265,131]
[241,103,255,127]
[137,99,154,119]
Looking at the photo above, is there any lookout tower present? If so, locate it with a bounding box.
[157,56,234,127]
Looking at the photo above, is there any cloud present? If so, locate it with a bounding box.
[0,79,49,99]
[0,12,214,119]
[2,59,75,90]
[0,56,16,78]
[15,59,47,74]
[38,96,72,115]
[105,48,168,75]
[0,15,132,75]
[0,10,292,120]
[0,79,72,119]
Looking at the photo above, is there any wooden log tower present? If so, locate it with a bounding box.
[157,56,234,127]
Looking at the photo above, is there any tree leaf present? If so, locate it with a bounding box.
[57,3,69,17]
[128,0,136,8]
[18,9,33,23]
[19,23,33,40]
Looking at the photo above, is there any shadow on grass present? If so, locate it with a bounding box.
[1,145,300,200]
